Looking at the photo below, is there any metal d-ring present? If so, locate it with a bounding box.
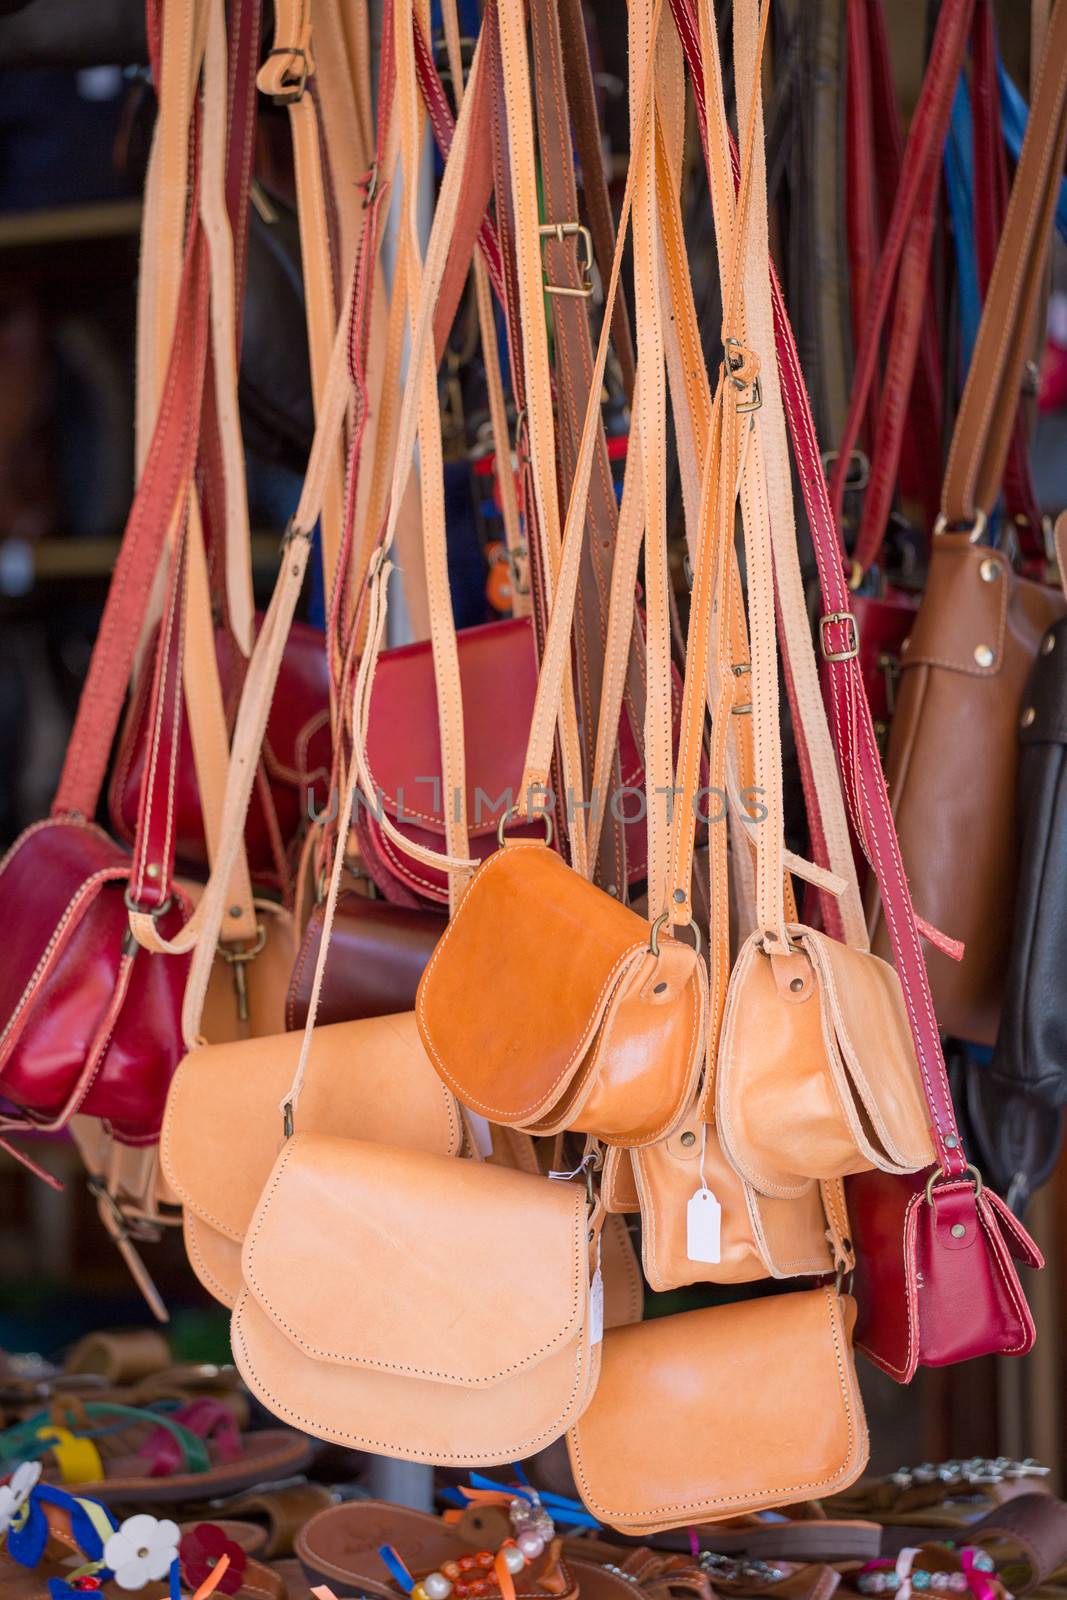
[496,805,554,849]
[924,1162,983,1206]
[648,912,703,960]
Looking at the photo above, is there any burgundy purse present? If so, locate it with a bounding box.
[357,616,660,907]
[286,891,444,1029]
[672,0,1042,1378]
[111,614,331,896]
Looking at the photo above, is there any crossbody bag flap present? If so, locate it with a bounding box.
[232,1135,598,1464]
[162,1013,462,1242]
[417,842,701,1141]
[566,1287,867,1532]
[717,928,933,1195]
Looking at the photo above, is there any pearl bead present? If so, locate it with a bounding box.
[503,1548,526,1576]
[425,1574,453,1600]
[475,1553,495,1571]
[517,1532,544,1561]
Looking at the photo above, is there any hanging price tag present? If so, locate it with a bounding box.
[687,1187,722,1263]
[590,1264,604,1344]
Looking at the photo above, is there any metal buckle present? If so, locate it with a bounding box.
[264,46,309,104]
[538,221,595,298]
[821,447,870,494]
[724,337,762,412]
[819,610,860,663]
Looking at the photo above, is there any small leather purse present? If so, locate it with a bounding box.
[285,891,444,1030]
[416,841,706,1147]
[161,1012,462,1307]
[232,1134,601,1465]
[716,927,935,1196]
[630,1110,835,1292]
[566,1287,868,1532]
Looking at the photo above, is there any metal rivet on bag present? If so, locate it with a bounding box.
[673,888,686,904]
[951,1223,967,1239]
[945,1135,959,1149]
[604,884,618,898]
[146,862,161,879]
[229,905,243,918]
[974,644,994,668]
[653,982,668,995]
[680,1131,697,1147]
[1021,707,1036,728]
[1042,632,1056,656]
[789,977,804,993]
[979,558,1000,583]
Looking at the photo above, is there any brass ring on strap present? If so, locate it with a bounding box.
[216,923,268,964]
[649,912,703,960]
[924,1162,983,1206]
[496,806,554,849]
[124,889,173,919]
[932,510,988,544]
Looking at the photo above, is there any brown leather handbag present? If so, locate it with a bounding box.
[870,0,1067,1046]
[566,1287,868,1532]
[416,842,706,1146]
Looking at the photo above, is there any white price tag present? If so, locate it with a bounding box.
[589,1265,604,1344]
[686,1186,722,1263]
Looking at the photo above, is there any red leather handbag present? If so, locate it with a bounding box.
[670,0,1042,1377]
[0,39,216,1155]
[0,493,194,1150]
[357,616,659,907]
[110,614,331,896]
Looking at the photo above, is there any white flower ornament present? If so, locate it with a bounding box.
[104,1513,181,1590]
[0,1461,42,1538]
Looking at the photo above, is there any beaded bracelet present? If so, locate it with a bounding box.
[856,1548,997,1597]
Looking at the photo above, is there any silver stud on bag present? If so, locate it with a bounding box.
[979,558,1000,582]
[1042,631,1057,655]
[974,644,994,668]
[1021,707,1036,728]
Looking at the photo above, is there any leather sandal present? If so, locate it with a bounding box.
[295,1500,578,1600]
[0,1398,313,1503]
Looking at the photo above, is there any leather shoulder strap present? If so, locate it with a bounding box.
[942,0,1067,527]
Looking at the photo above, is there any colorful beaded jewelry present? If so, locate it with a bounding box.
[380,1490,557,1600]
[856,1548,997,1598]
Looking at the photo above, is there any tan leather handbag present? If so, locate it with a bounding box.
[630,1116,835,1291]
[417,841,706,1146]
[705,5,934,1196]
[566,1287,867,1532]
[232,1133,602,1465]
[161,1013,462,1307]
[716,928,935,1196]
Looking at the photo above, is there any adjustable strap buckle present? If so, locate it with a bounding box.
[818,610,861,663]
[724,336,762,412]
[264,46,309,104]
[538,221,595,298]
